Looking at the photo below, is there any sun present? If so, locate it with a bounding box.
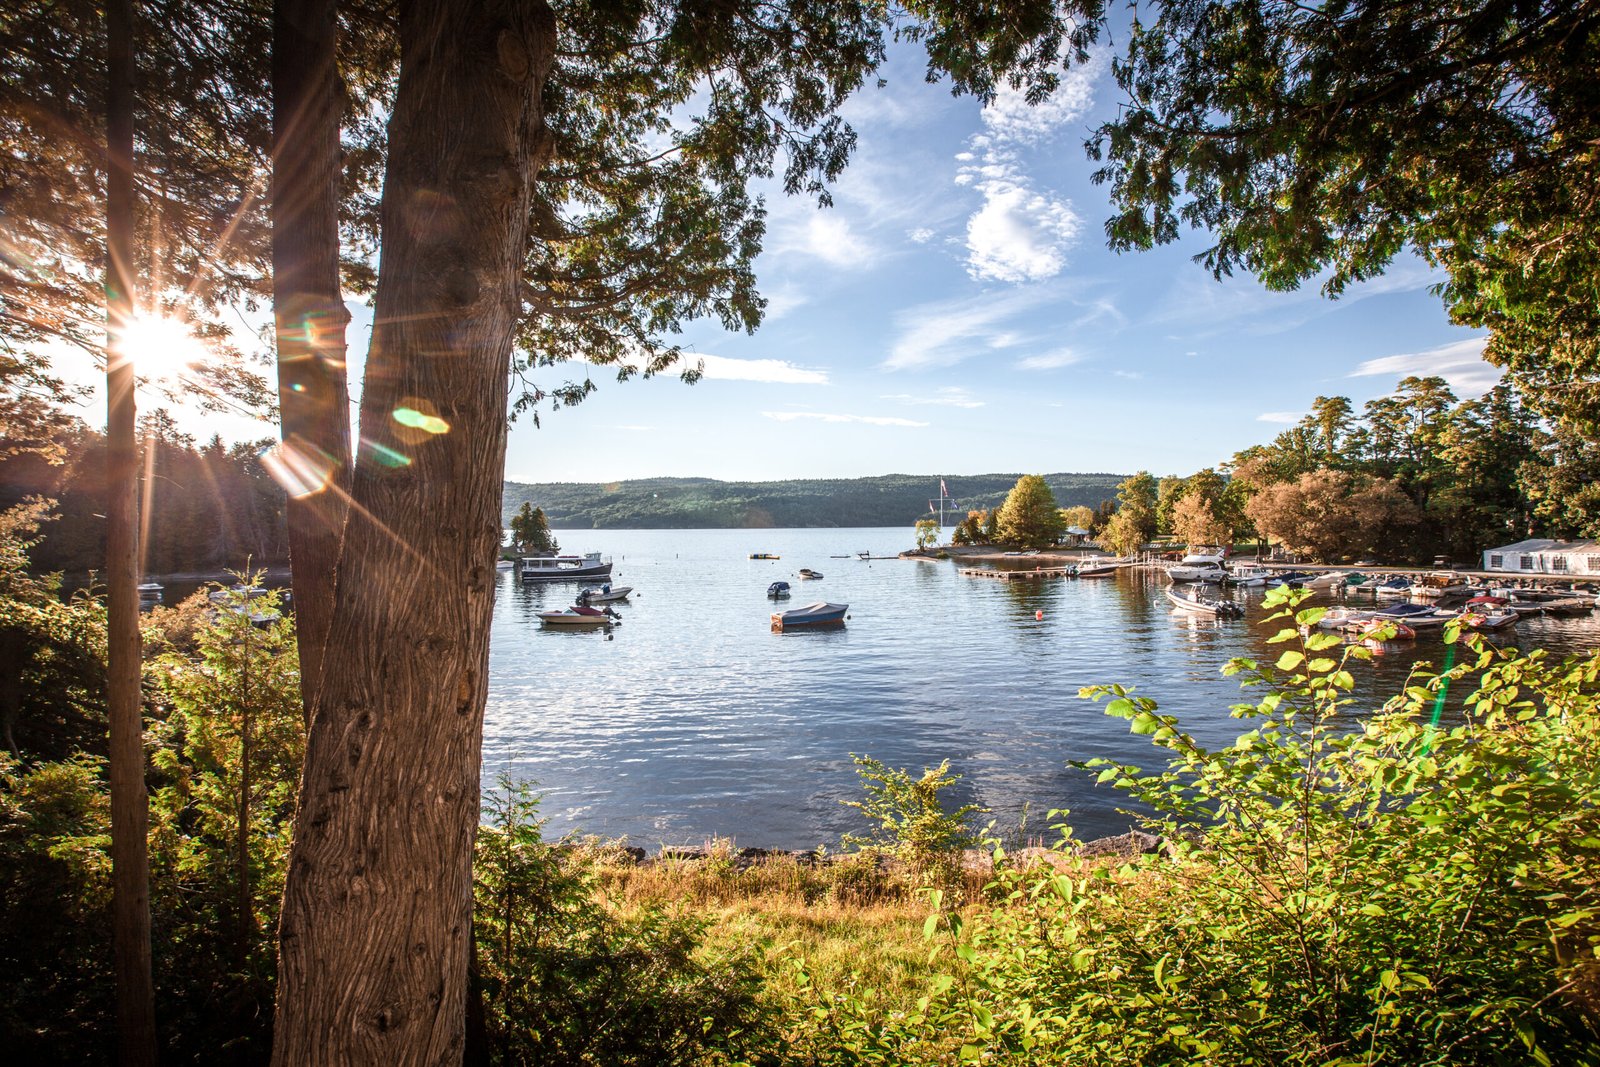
[119,313,212,382]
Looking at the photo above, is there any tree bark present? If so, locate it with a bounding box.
[270,0,555,1062]
[106,0,158,1061]
[271,0,352,720]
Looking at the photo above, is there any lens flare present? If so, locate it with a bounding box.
[360,438,412,468]
[393,406,450,435]
[261,438,338,498]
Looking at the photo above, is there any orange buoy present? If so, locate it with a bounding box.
[1035,610,1044,620]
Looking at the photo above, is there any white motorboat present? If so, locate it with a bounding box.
[577,584,632,604]
[1074,556,1123,578]
[1164,584,1243,618]
[1166,549,1228,583]
[519,551,613,582]
[1226,563,1273,586]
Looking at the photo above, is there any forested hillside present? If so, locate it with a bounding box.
[502,473,1126,529]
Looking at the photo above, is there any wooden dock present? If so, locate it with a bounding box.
[959,566,1077,580]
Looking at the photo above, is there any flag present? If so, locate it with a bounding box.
[929,502,936,514]
[940,478,948,496]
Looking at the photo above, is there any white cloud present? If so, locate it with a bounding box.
[907,227,935,244]
[1112,369,1143,380]
[883,288,1058,370]
[979,54,1105,145]
[1349,336,1500,397]
[963,174,1081,284]
[882,387,985,408]
[762,411,928,427]
[949,51,1105,284]
[1256,411,1303,424]
[1014,348,1080,371]
[694,353,829,385]
[802,213,874,268]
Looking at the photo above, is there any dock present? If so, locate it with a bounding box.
[959,565,1077,580]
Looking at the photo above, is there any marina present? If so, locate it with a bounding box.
[483,527,1600,849]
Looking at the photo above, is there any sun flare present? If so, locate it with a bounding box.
[119,313,211,381]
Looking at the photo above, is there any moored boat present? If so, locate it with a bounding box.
[771,601,848,631]
[1164,585,1244,618]
[767,581,791,598]
[798,568,823,579]
[1225,563,1273,586]
[1166,549,1228,583]
[519,551,613,582]
[577,584,632,604]
[1073,556,1123,578]
[538,604,619,628]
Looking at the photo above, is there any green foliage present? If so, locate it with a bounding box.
[1089,0,1599,429]
[0,497,106,760]
[0,752,113,1062]
[842,755,982,896]
[808,588,1600,1064]
[502,473,1127,530]
[509,502,559,554]
[472,775,768,1066]
[913,517,940,550]
[995,475,1065,549]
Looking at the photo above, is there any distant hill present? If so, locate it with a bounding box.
[502,473,1127,529]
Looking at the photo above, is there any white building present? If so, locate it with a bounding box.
[1481,539,1600,576]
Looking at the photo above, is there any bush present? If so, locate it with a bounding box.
[809,588,1600,1064]
[841,755,982,898]
[471,776,770,1066]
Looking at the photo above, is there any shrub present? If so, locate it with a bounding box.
[813,588,1600,1064]
[841,755,982,898]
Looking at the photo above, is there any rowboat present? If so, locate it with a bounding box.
[771,601,848,631]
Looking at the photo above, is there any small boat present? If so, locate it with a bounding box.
[1073,556,1123,578]
[798,568,823,580]
[1226,563,1273,587]
[519,551,613,582]
[1315,606,1377,632]
[1266,570,1314,589]
[1166,549,1228,583]
[208,585,273,604]
[137,581,164,599]
[577,584,632,604]
[538,604,620,628]
[1372,602,1451,629]
[750,553,780,560]
[1359,617,1416,641]
[1372,577,1413,598]
[767,581,791,599]
[1165,585,1243,618]
[495,559,515,570]
[1300,571,1347,590]
[771,601,848,631]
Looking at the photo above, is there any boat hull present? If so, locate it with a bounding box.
[771,602,848,631]
[520,562,613,582]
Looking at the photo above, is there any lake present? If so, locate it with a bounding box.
[483,528,1600,849]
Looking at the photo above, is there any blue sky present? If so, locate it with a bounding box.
[78,39,1496,485]
[500,41,1495,483]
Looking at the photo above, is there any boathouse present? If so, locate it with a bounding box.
[1481,538,1600,576]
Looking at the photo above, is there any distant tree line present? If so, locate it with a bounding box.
[0,413,288,575]
[503,473,1126,531]
[1089,377,1590,563]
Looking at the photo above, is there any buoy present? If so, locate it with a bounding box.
[1035,610,1044,620]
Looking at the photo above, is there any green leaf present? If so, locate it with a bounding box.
[1130,711,1161,735]
[1276,650,1305,671]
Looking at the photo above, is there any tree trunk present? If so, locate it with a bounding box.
[106,0,158,1061]
[271,0,352,720]
[269,1,555,1062]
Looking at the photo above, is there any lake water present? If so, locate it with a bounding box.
[483,528,1600,849]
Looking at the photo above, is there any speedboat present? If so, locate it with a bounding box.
[1074,556,1123,578]
[1165,584,1243,618]
[1315,606,1377,632]
[577,584,632,604]
[771,601,848,631]
[1372,577,1413,598]
[798,568,823,579]
[1166,549,1227,583]
[519,551,613,582]
[1452,607,1519,631]
[767,581,791,598]
[538,604,619,628]
[1300,571,1347,590]
[1226,563,1273,586]
[1372,602,1450,629]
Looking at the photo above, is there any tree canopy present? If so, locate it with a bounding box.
[1089,0,1600,427]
